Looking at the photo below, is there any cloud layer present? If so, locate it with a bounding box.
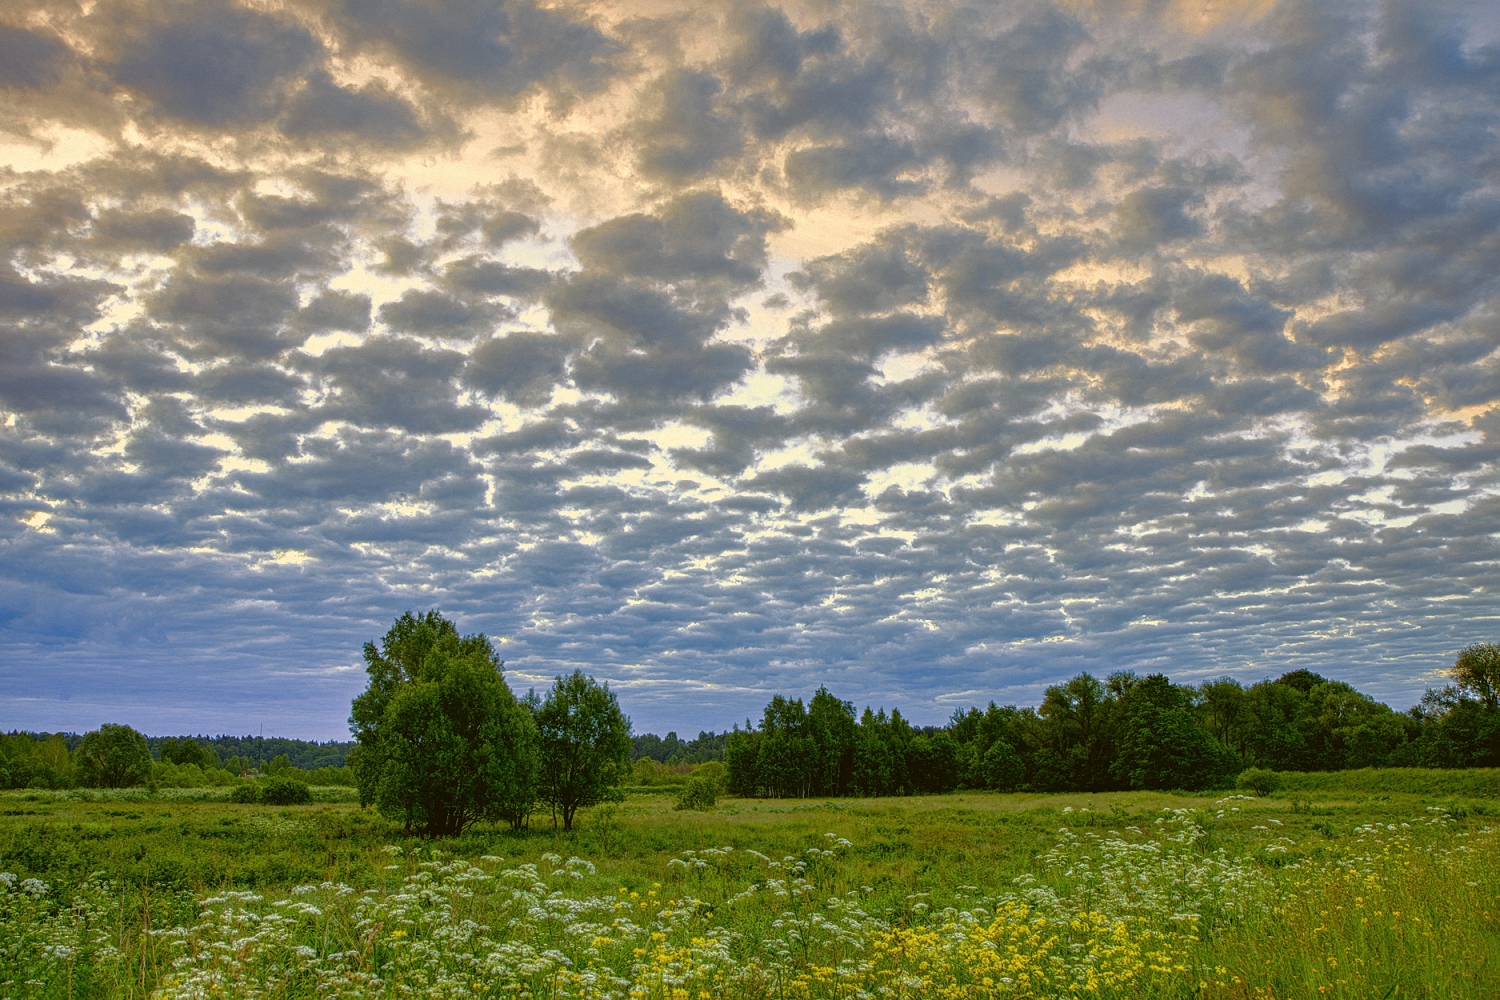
[2,0,1498,737]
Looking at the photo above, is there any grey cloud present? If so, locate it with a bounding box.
[308,335,489,433]
[1115,185,1203,248]
[742,462,866,512]
[109,2,320,126]
[294,289,371,334]
[792,235,930,315]
[635,69,745,182]
[330,0,617,101]
[547,275,725,351]
[435,201,540,249]
[229,428,481,505]
[279,71,436,148]
[0,24,71,90]
[194,362,306,406]
[0,325,125,433]
[570,339,753,405]
[378,288,507,339]
[7,0,1500,736]
[463,332,569,405]
[569,191,784,291]
[509,540,599,588]
[150,272,302,359]
[782,135,923,200]
[88,208,196,253]
[962,4,1096,135]
[442,258,552,299]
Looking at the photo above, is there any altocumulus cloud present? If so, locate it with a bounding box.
[1,0,1498,737]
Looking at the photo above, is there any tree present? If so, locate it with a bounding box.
[76,724,153,788]
[1111,675,1237,790]
[806,687,857,796]
[981,739,1025,791]
[349,610,539,837]
[160,737,219,770]
[1035,673,1114,791]
[1452,644,1500,712]
[535,670,632,831]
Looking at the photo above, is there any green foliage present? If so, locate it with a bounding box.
[981,739,1025,791]
[692,759,726,791]
[159,736,220,769]
[1271,767,1500,796]
[1112,675,1240,791]
[674,774,718,810]
[726,652,1500,800]
[536,670,632,832]
[301,765,357,786]
[0,733,74,789]
[258,776,313,805]
[1236,767,1281,796]
[628,758,690,786]
[1451,643,1500,711]
[350,610,539,837]
[76,723,153,788]
[230,782,261,803]
[3,786,1499,999]
[631,731,726,764]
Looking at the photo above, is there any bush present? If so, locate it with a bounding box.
[1236,767,1282,796]
[258,776,313,805]
[302,765,358,787]
[693,760,727,792]
[675,774,718,811]
[230,783,260,803]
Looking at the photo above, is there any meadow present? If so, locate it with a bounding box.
[2,772,1498,999]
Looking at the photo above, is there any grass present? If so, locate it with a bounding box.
[1,777,1497,998]
[1268,767,1500,797]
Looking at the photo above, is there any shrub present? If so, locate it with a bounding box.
[693,760,727,792]
[1236,767,1281,796]
[230,783,260,803]
[258,776,312,805]
[675,774,718,811]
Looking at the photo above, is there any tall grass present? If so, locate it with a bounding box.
[2,793,1496,998]
[1270,767,1500,797]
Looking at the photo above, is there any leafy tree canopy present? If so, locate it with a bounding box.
[76,724,153,788]
[349,610,538,837]
[536,670,632,832]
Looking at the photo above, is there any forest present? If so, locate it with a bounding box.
[725,654,1500,796]
[4,645,1497,798]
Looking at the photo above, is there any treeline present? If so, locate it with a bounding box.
[174,735,353,770]
[631,731,725,764]
[727,651,1500,796]
[0,729,355,791]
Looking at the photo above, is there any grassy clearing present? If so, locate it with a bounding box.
[1,782,1497,998]
[1268,767,1500,797]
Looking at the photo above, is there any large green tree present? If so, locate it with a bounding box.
[535,670,632,831]
[76,724,153,788]
[1452,643,1500,712]
[349,611,538,837]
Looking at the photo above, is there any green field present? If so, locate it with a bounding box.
[2,772,1498,999]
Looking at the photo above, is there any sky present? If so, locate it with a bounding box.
[2,0,1499,740]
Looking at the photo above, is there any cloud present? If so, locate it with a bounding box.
[279,72,443,149]
[2,0,1499,736]
[328,0,618,102]
[0,24,72,90]
[108,1,321,127]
